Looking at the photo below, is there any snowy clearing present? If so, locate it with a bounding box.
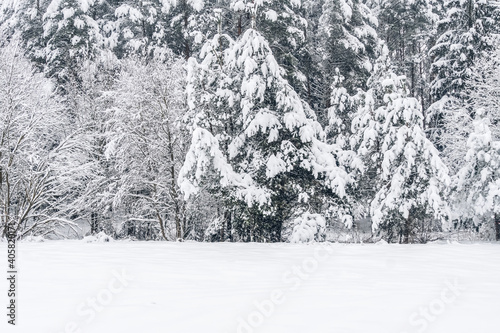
[1,241,499,333]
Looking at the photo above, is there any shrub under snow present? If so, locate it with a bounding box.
[289,213,326,243]
[23,236,45,242]
[83,231,114,243]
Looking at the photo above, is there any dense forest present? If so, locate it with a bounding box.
[1,0,500,243]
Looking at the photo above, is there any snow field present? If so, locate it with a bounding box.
[0,241,499,333]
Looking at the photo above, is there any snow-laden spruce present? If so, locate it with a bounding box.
[369,74,451,243]
[429,0,500,102]
[317,0,378,93]
[114,0,207,60]
[454,113,500,240]
[41,0,110,82]
[325,69,360,147]
[180,16,360,241]
[324,43,388,220]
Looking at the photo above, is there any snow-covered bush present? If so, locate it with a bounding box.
[116,220,162,241]
[289,213,326,243]
[83,231,114,243]
[204,218,225,242]
[23,236,45,243]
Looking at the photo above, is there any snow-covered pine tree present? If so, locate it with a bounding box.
[378,0,436,102]
[370,73,451,243]
[318,1,384,220]
[41,0,109,86]
[227,0,311,102]
[0,0,26,43]
[113,0,207,60]
[112,1,160,59]
[323,43,391,220]
[317,0,379,95]
[161,0,208,59]
[18,0,51,70]
[325,69,358,147]
[426,1,500,150]
[180,2,360,242]
[430,0,500,101]
[454,112,500,240]
[316,0,380,162]
[180,7,239,241]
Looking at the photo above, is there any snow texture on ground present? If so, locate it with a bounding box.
[1,241,499,333]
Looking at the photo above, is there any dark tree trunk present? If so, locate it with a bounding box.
[223,210,232,241]
[238,15,242,36]
[182,210,187,239]
[402,216,412,244]
[155,209,168,241]
[467,0,474,29]
[410,41,415,97]
[90,212,98,235]
[220,216,225,241]
[495,213,500,241]
[183,0,190,60]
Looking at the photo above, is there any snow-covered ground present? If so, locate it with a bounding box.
[1,240,499,333]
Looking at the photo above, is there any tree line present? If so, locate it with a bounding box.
[1,0,500,243]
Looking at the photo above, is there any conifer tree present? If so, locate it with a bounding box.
[41,0,109,85]
[378,0,435,103]
[180,2,360,241]
[454,112,500,241]
[370,73,450,243]
[429,0,500,101]
[317,0,379,95]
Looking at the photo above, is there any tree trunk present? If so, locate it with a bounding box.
[410,40,416,97]
[467,0,474,29]
[183,0,190,60]
[223,209,232,242]
[238,15,242,36]
[495,213,500,241]
[307,76,312,106]
[220,219,225,241]
[155,210,168,241]
[403,216,412,244]
[90,211,98,235]
[182,205,187,239]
